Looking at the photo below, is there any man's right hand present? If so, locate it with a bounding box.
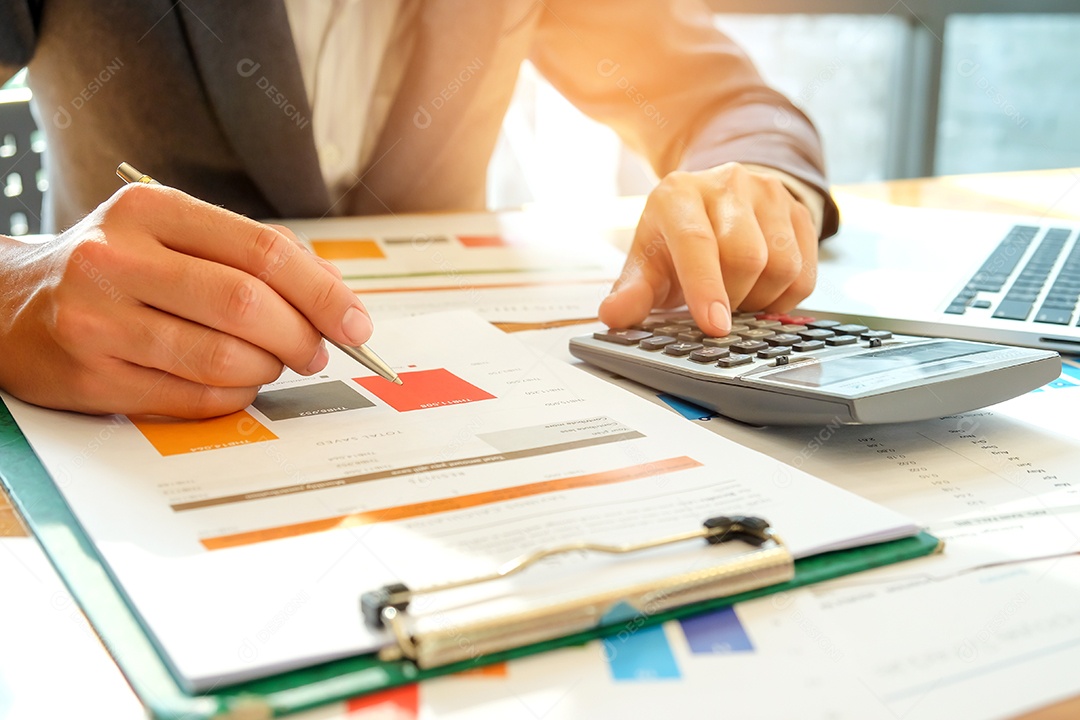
[0,183,371,418]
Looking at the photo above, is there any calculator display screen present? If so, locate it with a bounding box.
[764,341,995,389]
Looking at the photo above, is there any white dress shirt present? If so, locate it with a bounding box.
[283,0,403,203]
[283,2,825,233]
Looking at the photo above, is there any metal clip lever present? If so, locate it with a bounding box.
[361,515,794,668]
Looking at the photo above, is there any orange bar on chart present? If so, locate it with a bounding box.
[201,456,702,550]
[310,239,386,260]
[129,411,278,457]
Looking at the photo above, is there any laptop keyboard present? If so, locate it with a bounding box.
[946,225,1080,325]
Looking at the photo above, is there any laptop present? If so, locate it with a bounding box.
[801,202,1080,356]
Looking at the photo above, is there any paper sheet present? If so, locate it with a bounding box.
[282,208,629,324]
[3,311,917,691]
[479,322,1080,720]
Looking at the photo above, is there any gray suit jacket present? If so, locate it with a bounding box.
[1,0,840,235]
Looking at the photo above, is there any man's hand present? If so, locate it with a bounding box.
[0,183,370,418]
[598,162,819,336]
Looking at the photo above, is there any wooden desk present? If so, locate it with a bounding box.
[2,168,1080,718]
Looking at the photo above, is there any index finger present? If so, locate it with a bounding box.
[111,184,371,347]
[652,191,733,336]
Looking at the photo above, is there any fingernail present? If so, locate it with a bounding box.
[304,342,329,374]
[341,305,373,345]
[709,301,731,335]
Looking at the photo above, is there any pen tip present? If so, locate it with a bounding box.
[392,377,404,385]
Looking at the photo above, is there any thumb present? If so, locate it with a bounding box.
[599,269,663,328]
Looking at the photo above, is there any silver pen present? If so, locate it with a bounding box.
[116,162,402,385]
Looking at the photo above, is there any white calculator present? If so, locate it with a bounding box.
[569,310,1061,426]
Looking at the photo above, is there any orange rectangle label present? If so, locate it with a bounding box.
[311,239,385,260]
[130,411,278,456]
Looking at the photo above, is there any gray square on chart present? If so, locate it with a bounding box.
[253,381,375,421]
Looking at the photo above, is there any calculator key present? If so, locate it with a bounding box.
[677,330,705,342]
[779,324,808,333]
[640,336,677,351]
[764,333,801,347]
[689,346,730,363]
[737,328,776,340]
[793,340,826,352]
[654,325,687,336]
[702,335,740,349]
[663,341,703,357]
[745,319,782,329]
[970,300,992,309]
[593,329,653,345]
[674,318,700,326]
[717,353,754,368]
[860,330,893,341]
[785,315,817,325]
[733,313,758,322]
[756,313,785,321]
[757,346,792,359]
[732,340,768,354]
[806,319,841,330]
[825,334,858,346]
[797,328,835,341]
[728,324,751,335]
[635,317,672,329]
[833,324,868,335]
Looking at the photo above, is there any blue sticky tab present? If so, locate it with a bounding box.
[1060,359,1080,381]
[599,600,641,626]
[657,394,717,421]
[678,606,754,654]
[603,624,681,681]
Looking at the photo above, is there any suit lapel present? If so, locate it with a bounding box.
[348,1,531,215]
[175,0,330,218]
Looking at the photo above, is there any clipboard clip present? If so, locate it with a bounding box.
[361,515,794,668]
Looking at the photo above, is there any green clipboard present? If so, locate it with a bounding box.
[0,400,942,719]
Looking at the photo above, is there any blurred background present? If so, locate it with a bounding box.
[3,2,1079,235]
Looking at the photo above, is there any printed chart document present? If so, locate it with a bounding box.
[282,209,628,324]
[3,312,918,691]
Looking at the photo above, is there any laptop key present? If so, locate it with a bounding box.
[1041,299,1077,310]
[1034,308,1073,325]
[992,300,1034,321]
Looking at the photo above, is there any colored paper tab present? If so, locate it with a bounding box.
[603,624,681,681]
[679,606,754,654]
[345,683,418,718]
[658,394,718,421]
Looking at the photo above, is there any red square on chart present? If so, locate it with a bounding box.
[354,368,496,412]
[456,234,507,248]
